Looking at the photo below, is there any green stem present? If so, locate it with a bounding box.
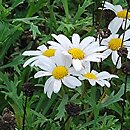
[121,74,128,130]
[22,96,28,130]
[61,0,69,22]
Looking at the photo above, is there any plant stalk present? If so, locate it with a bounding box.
[120,74,128,130]
[22,96,28,130]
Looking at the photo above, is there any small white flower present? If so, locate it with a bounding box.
[22,44,56,67]
[34,51,82,98]
[101,30,130,68]
[76,62,118,87]
[48,33,106,71]
[103,1,130,33]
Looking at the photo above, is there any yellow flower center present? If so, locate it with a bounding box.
[52,66,68,79]
[42,49,55,57]
[83,72,97,80]
[68,48,84,60]
[108,38,122,51]
[117,10,130,18]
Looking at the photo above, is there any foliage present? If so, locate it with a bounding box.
[0,0,129,130]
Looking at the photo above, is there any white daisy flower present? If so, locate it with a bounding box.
[76,62,118,87]
[34,51,82,98]
[22,44,56,67]
[48,33,106,71]
[104,1,130,33]
[101,30,130,68]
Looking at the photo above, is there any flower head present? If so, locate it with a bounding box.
[34,51,81,98]
[74,62,118,87]
[22,44,56,67]
[48,34,106,71]
[101,30,130,68]
[104,2,130,33]
[73,62,118,87]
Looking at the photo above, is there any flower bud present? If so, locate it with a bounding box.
[0,108,16,130]
[99,28,111,38]
[121,62,130,75]
[65,103,81,117]
[23,82,35,97]
[117,47,128,58]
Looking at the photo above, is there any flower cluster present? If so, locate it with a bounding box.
[101,1,130,69]
[22,1,130,99]
[22,33,118,98]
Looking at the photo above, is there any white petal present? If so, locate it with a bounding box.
[37,44,47,51]
[51,34,72,50]
[63,76,81,88]
[80,36,95,50]
[30,60,38,67]
[108,17,123,33]
[116,57,122,69]
[96,80,105,87]
[68,67,80,76]
[88,79,96,86]
[54,51,72,68]
[85,53,104,62]
[54,51,65,66]
[83,61,91,72]
[111,51,121,69]
[102,49,112,60]
[44,76,54,96]
[47,41,64,50]
[85,46,107,55]
[72,59,82,71]
[104,2,116,12]
[127,52,130,59]
[91,70,98,75]
[72,34,80,47]
[112,51,119,65]
[121,29,130,41]
[64,55,72,68]
[46,78,55,98]
[22,50,41,56]
[85,55,101,62]
[79,75,86,80]
[97,71,111,79]
[38,56,56,68]
[122,20,130,31]
[34,71,52,78]
[62,51,72,57]
[101,80,110,87]
[53,80,61,93]
[110,74,119,79]
[84,42,99,54]
[23,56,38,67]
[124,41,130,47]
[114,5,123,12]
[38,63,53,72]
[101,40,109,46]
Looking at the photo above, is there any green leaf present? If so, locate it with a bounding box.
[61,0,70,21]
[101,86,124,108]
[55,94,68,120]
[0,55,24,75]
[0,22,10,44]
[73,0,93,23]
[31,110,49,127]
[30,23,41,39]
[0,24,22,62]
[27,0,48,17]
[11,0,25,9]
